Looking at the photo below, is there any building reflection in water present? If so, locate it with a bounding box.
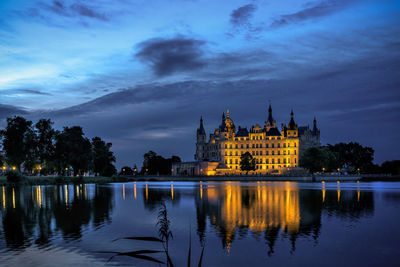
[0,184,114,249]
[142,182,374,255]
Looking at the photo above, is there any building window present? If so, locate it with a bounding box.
[294,150,297,155]
[272,151,274,155]
[260,151,263,155]
[235,159,238,164]
[283,159,286,164]
[271,144,274,148]
[294,143,297,147]
[278,143,281,148]
[235,144,238,149]
[241,144,243,148]
[288,150,290,155]
[225,144,227,148]
[235,151,238,156]
[256,151,259,156]
[247,144,249,148]
[230,152,232,156]
[266,144,269,148]
[252,144,255,148]
[266,151,269,155]
[252,151,255,156]
[230,159,232,164]
[283,151,286,155]
[225,151,227,156]
[278,159,280,164]
[283,143,286,148]
[288,158,291,163]
[295,158,297,164]
[256,144,258,148]
[278,151,280,155]
[266,159,269,164]
[272,159,275,164]
[230,144,232,149]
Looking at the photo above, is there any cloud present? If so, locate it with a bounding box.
[18,89,52,96]
[271,0,355,28]
[230,4,257,27]
[135,36,206,76]
[36,0,108,22]
[0,104,28,119]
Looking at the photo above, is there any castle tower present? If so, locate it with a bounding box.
[265,104,277,131]
[287,110,298,137]
[195,116,206,161]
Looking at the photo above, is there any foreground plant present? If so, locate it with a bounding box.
[97,202,204,266]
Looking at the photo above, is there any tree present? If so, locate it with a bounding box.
[92,136,116,177]
[141,151,181,175]
[54,126,92,176]
[240,152,256,174]
[1,116,35,170]
[120,166,133,175]
[327,142,374,172]
[381,160,400,175]
[35,119,56,168]
[300,146,336,174]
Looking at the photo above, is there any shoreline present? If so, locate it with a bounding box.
[1,174,398,186]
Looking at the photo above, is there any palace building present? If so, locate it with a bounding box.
[172,105,320,176]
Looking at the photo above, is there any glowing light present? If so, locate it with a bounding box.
[200,182,203,199]
[65,185,68,205]
[145,183,148,201]
[2,186,5,209]
[12,188,15,209]
[12,166,16,171]
[134,182,137,199]
[171,183,174,200]
[123,184,125,200]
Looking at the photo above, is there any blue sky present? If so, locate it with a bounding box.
[1,0,399,167]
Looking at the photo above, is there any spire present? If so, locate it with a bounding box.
[227,109,230,119]
[197,116,205,135]
[267,104,274,124]
[312,116,318,134]
[288,109,297,130]
[222,112,225,121]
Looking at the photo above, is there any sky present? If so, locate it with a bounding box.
[0,0,399,168]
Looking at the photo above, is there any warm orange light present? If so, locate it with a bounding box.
[12,166,16,171]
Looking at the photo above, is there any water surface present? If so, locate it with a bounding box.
[0,181,399,266]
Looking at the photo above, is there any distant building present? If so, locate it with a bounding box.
[172,104,320,176]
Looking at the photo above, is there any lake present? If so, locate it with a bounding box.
[0,181,399,266]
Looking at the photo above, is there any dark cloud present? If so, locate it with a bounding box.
[18,89,52,96]
[36,0,108,22]
[135,36,206,76]
[230,4,257,27]
[271,0,355,28]
[0,104,28,119]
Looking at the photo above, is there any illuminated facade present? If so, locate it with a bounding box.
[192,105,320,175]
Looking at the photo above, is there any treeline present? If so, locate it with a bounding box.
[0,116,116,177]
[300,142,400,175]
[119,151,181,175]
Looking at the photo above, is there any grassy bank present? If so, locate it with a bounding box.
[0,175,132,186]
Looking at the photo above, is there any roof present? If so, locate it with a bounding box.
[266,127,281,136]
[236,127,249,137]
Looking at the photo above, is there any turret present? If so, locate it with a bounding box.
[287,110,298,137]
[195,116,206,161]
[264,104,277,131]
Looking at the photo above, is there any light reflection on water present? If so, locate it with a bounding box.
[0,181,399,266]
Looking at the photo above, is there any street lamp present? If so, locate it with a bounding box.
[322,167,326,172]
[12,166,16,170]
